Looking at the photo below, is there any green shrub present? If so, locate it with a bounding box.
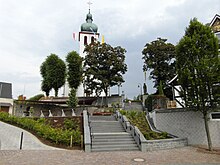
[0,112,81,146]
[119,110,169,140]
[28,94,44,101]
[63,118,79,130]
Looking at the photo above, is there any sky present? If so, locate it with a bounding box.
[0,0,219,99]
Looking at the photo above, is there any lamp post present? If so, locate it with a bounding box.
[0,84,2,111]
[117,83,122,96]
[138,83,142,101]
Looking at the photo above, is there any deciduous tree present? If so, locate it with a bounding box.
[40,54,66,97]
[142,38,176,89]
[176,18,220,151]
[84,41,127,104]
[66,51,83,89]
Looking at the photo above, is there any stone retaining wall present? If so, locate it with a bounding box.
[143,138,188,151]
[152,108,220,147]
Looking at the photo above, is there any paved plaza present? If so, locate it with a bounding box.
[0,147,220,165]
[0,121,220,165]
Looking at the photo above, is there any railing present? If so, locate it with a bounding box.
[116,110,188,152]
[83,110,91,152]
[116,110,145,151]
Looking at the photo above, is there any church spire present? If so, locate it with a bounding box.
[80,1,98,33]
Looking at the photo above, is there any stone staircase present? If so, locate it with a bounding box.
[89,115,139,152]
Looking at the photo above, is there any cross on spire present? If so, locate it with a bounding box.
[87,1,92,11]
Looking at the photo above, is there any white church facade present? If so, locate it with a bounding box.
[77,9,99,97]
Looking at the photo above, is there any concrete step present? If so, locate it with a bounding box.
[91,130,125,133]
[91,146,139,152]
[92,140,136,145]
[92,143,138,149]
[90,121,119,124]
[89,115,139,152]
[92,143,139,151]
[90,123,123,127]
[91,132,130,136]
[90,116,116,121]
[92,137,134,142]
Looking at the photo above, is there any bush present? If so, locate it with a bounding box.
[28,94,45,101]
[63,118,79,130]
[0,112,81,146]
[119,110,169,140]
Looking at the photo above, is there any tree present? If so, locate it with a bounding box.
[40,54,66,97]
[142,38,176,88]
[40,61,52,96]
[143,83,147,95]
[176,18,220,151]
[67,88,78,109]
[158,80,164,96]
[66,51,83,89]
[84,41,127,101]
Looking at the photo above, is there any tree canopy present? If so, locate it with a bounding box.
[142,38,176,88]
[176,18,220,151]
[84,41,127,97]
[66,51,83,89]
[40,54,66,97]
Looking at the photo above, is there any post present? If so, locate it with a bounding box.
[81,135,83,149]
[70,135,73,147]
[138,83,142,101]
[20,132,23,150]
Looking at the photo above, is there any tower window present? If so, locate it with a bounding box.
[84,36,88,45]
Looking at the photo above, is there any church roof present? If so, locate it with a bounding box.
[81,10,98,33]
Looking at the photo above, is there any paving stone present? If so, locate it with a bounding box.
[0,147,219,165]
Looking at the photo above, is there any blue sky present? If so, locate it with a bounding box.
[0,0,219,99]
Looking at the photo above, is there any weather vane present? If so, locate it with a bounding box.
[87,1,92,10]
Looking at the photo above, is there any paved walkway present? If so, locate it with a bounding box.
[0,121,59,150]
[0,147,220,165]
[0,121,219,164]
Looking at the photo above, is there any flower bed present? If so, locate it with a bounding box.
[120,110,169,140]
[0,112,81,148]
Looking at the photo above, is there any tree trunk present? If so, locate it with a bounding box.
[55,89,58,97]
[104,87,108,107]
[203,112,213,151]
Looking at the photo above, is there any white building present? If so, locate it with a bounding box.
[0,82,13,114]
[77,9,99,97]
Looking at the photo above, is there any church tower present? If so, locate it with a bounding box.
[77,9,99,96]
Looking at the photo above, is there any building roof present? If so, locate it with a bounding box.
[0,82,12,99]
[210,14,220,33]
[81,10,98,33]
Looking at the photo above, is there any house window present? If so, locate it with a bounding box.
[210,112,220,120]
[84,36,87,45]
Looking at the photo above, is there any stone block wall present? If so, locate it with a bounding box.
[143,138,188,151]
[153,109,220,147]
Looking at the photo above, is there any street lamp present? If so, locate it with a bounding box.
[138,83,142,101]
[117,83,122,96]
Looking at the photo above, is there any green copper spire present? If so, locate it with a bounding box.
[81,9,98,33]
